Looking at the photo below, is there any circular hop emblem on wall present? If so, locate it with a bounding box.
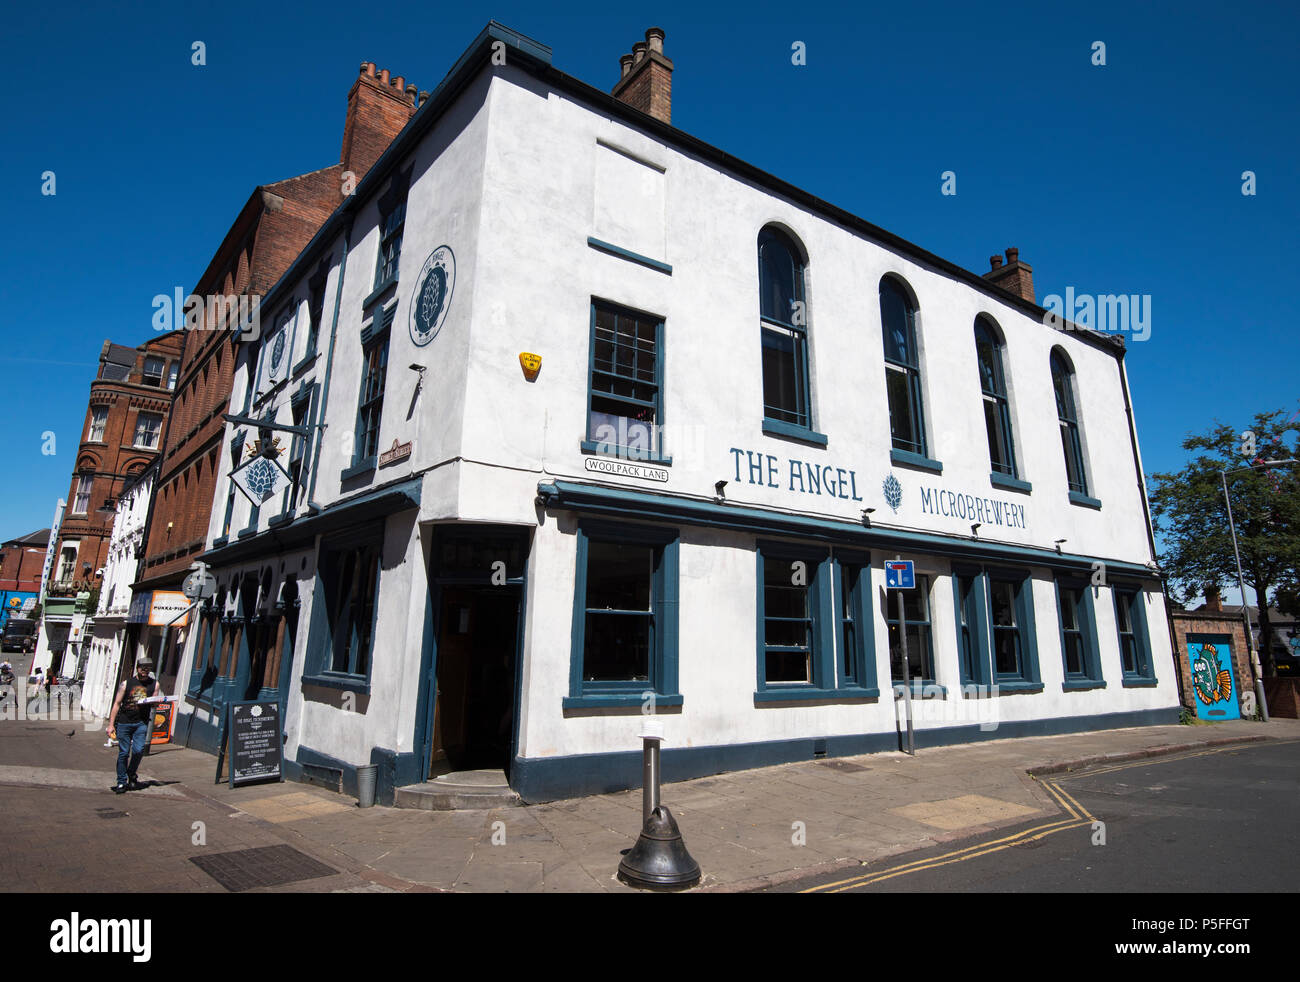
[409,245,456,347]
[882,473,903,513]
[270,329,286,370]
[245,458,279,502]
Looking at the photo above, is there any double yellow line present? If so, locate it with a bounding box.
[799,742,1283,894]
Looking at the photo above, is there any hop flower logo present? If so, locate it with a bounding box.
[409,245,456,347]
[883,473,903,513]
[245,458,278,502]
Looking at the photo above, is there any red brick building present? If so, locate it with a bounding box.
[132,62,420,694]
[47,335,185,602]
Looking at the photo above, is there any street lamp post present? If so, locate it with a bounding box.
[1218,457,1299,722]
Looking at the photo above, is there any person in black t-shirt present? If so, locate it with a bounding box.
[107,657,158,793]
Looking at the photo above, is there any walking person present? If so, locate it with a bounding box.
[106,657,157,794]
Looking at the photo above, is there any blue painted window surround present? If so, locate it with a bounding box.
[950,567,1042,693]
[566,521,681,709]
[756,543,878,701]
[584,300,670,464]
[372,168,411,297]
[305,525,384,686]
[975,316,1019,479]
[881,276,928,458]
[758,227,816,437]
[351,323,390,472]
[1057,577,1105,689]
[1051,349,1089,496]
[887,572,936,686]
[1114,585,1157,686]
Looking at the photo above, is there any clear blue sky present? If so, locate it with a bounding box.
[3,0,1297,591]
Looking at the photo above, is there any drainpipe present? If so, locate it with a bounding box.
[305,219,353,515]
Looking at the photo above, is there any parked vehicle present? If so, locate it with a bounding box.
[1,617,37,654]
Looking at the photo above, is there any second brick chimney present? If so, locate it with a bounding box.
[1203,585,1223,612]
[612,27,673,124]
[340,61,420,183]
[983,246,1035,304]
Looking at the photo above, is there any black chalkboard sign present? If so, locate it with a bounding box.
[226,700,284,788]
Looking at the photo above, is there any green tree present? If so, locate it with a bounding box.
[1148,407,1300,677]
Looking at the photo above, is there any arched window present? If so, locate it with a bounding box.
[975,316,1017,477]
[880,277,926,456]
[758,227,810,429]
[1050,349,1087,494]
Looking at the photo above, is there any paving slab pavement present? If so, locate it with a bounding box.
[2,709,1297,892]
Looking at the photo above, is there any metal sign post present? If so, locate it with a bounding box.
[887,558,916,756]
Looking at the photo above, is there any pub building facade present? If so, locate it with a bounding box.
[172,23,1178,803]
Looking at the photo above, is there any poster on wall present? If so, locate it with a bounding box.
[1186,638,1240,720]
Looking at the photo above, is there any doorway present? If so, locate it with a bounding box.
[429,586,521,777]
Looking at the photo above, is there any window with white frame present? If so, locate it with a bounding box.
[87,406,108,442]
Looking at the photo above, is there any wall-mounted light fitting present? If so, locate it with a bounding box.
[1054,538,1068,554]
[861,507,876,528]
[970,522,982,537]
[714,480,727,504]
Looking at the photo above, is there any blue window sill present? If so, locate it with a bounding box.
[990,472,1032,494]
[267,512,293,528]
[586,237,673,275]
[301,673,371,694]
[762,418,828,447]
[237,525,258,540]
[362,277,397,310]
[891,681,947,697]
[1121,676,1158,688]
[580,440,673,466]
[992,680,1045,694]
[212,536,229,548]
[252,379,286,409]
[890,448,943,474]
[754,686,878,703]
[1069,491,1103,510]
[1063,678,1107,691]
[292,351,319,377]
[340,457,376,482]
[563,692,683,710]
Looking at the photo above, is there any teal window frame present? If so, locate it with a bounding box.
[755,542,833,696]
[565,520,681,709]
[987,571,1040,689]
[1114,584,1157,686]
[1056,576,1104,689]
[304,524,384,685]
[372,168,411,295]
[886,572,937,687]
[975,316,1019,479]
[351,321,390,471]
[1051,349,1089,496]
[950,567,1042,692]
[583,299,670,464]
[758,226,815,436]
[881,276,928,458]
[834,550,879,695]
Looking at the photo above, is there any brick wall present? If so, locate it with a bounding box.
[611,30,673,124]
[1170,611,1253,716]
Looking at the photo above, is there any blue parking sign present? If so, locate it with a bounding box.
[885,560,915,589]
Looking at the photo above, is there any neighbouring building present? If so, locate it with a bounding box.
[39,335,183,677]
[0,528,50,629]
[172,23,1179,804]
[81,462,156,718]
[131,58,422,702]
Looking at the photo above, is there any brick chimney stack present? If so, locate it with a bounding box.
[1204,585,1223,612]
[340,61,420,183]
[982,246,1035,304]
[612,27,673,124]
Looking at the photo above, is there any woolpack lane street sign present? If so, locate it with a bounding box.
[885,560,915,589]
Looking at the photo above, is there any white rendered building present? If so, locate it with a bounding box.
[81,462,155,718]
[173,23,1178,803]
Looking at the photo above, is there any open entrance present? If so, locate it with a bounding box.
[430,586,521,777]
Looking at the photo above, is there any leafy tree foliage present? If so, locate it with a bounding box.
[1149,408,1300,676]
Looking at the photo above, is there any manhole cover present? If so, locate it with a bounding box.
[819,759,868,773]
[190,844,338,892]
